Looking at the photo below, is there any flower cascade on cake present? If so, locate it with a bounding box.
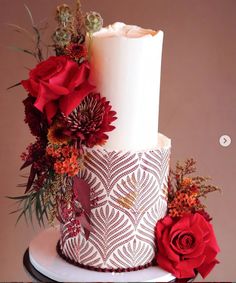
[155,159,220,279]
[9,0,220,279]
[10,1,117,238]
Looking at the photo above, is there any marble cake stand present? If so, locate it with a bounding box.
[26,227,175,282]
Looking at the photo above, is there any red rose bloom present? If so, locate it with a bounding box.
[155,213,220,279]
[21,56,95,123]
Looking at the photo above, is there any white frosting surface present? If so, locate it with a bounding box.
[89,22,164,150]
[93,22,157,38]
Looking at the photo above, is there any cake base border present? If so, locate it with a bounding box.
[56,240,153,272]
[28,227,176,282]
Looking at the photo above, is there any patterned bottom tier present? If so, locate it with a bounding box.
[58,133,171,270]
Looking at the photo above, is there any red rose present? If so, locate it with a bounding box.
[21,56,95,123]
[155,213,220,279]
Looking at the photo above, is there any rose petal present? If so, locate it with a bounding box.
[198,258,219,278]
[173,231,196,254]
[176,265,195,279]
[21,79,30,92]
[156,219,168,240]
[157,238,166,255]
[186,240,205,259]
[170,216,191,239]
[34,81,69,112]
[50,60,90,91]
[21,79,39,97]
[170,229,197,255]
[45,101,58,124]
[191,213,210,241]
[156,253,176,276]
[50,60,79,90]
[176,254,205,277]
[209,225,220,253]
[71,61,91,89]
[161,215,174,227]
[156,219,173,258]
[203,237,220,264]
[161,229,180,262]
[31,56,65,81]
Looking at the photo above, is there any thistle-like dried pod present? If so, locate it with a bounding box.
[56,4,73,26]
[52,27,72,47]
[85,11,103,34]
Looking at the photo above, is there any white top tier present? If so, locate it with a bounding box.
[89,22,164,151]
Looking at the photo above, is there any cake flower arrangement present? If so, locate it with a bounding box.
[155,159,220,279]
[9,0,220,280]
[10,1,117,236]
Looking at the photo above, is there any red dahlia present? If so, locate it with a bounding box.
[64,93,117,148]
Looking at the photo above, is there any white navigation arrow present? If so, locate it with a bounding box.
[219,135,231,147]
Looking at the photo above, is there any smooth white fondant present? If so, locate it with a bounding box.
[89,22,164,151]
[29,227,175,282]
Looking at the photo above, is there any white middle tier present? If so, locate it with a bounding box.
[89,22,164,151]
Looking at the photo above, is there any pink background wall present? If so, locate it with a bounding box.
[0,0,235,281]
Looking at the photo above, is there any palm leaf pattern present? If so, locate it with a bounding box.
[110,239,153,268]
[84,149,139,196]
[60,146,170,268]
[88,205,134,267]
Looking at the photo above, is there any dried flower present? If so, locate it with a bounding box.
[47,144,80,177]
[168,190,201,218]
[52,27,72,47]
[85,11,103,34]
[197,209,212,222]
[181,177,192,188]
[75,0,86,36]
[167,159,220,220]
[21,139,49,169]
[20,139,53,192]
[56,4,73,26]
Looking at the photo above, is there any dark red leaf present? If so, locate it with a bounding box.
[20,158,34,170]
[78,212,92,240]
[25,166,36,193]
[73,176,91,217]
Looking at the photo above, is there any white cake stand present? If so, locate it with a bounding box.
[28,227,175,282]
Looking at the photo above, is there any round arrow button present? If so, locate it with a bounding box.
[219,135,231,147]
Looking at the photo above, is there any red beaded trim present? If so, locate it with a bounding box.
[56,241,154,272]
